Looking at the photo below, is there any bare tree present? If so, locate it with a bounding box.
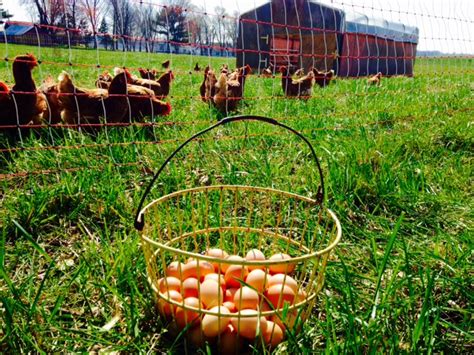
[108,0,136,51]
[21,0,64,26]
[80,0,104,49]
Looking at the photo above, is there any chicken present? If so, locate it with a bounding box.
[199,66,217,103]
[220,64,229,75]
[155,70,174,99]
[138,68,158,81]
[368,72,382,86]
[279,65,315,99]
[312,68,335,88]
[194,63,201,72]
[261,63,274,78]
[162,59,170,69]
[294,68,305,78]
[116,67,161,97]
[0,54,48,128]
[114,68,171,121]
[40,75,62,124]
[58,70,130,125]
[126,85,171,120]
[212,64,252,114]
[95,71,113,89]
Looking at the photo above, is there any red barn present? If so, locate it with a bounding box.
[339,12,419,77]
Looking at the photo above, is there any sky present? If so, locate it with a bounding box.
[2,0,473,53]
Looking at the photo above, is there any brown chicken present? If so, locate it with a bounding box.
[114,68,171,121]
[199,66,217,103]
[116,67,161,97]
[95,71,113,89]
[212,64,252,114]
[155,70,174,99]
[368,72,382,85]
[279,65,315,99]
[194,63,201,72]
[261,63,274,78]
[138,68,158,81]
[294,68,305,78]
[58,70,130,125]
[40,75,62,124]
[162,59,170,69]
[0,54,47,128]
[312,68,335,88]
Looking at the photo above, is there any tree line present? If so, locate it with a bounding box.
[19,0,239,54]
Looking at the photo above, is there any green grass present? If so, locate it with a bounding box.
[1,43,473,353]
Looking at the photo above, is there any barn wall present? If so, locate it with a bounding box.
[338,32,417,77]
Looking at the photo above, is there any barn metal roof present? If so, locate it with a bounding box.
[5,24,34,36]
[345,11,419,44]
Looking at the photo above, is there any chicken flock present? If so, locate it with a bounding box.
[0,54,383,132]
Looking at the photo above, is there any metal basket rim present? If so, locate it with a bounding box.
[139,184,342,263]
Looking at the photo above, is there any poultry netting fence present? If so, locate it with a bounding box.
[0,0,473,180]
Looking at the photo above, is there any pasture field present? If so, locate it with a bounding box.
[0,44,473,353]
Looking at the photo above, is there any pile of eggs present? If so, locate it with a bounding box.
[156,248,307,351]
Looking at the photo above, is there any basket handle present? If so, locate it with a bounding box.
[134,115,325,231]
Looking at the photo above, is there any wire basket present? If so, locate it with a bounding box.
[134,116,341,352]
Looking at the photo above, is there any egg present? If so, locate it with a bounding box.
[182,277,200,298]
[201,305,231,337]
[183,260,214,281]
[204,273,227,291]
[200,279,224,308]
[224,264,249,288]
[166,261,184,279]
[175,297,202,329]
[224,288,239,302]
[205,248,229,271]
[222,255,244,273]
[268,274,298,293]
[263,320,284,348]
[158,277,181,293]
[233,286,259,310]
[157,290,183,318]
[220,325,243,355]
[222,301,237,312]
[230,309,267,340]
[266,284,295,309]
[245,269,270,293]
[259,299,273,312]
[245,249,266,270]
[268,253,295,274]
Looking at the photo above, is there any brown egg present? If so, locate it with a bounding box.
[225,288,239,302]
[201,305,231,337]
[205,248,229,272]
[224,264,249,288]
[245,269,270,293]
[204,273,227,291]
[259,299,273,313]
[166,261,184,279]
[245,249,266,270]
[222,255,244,273]
[183,260,214,281]
[200,279,224,308]
[230,309,267,340]
[220,324,243,355]
[268,253,295,274]
[263,320,284,348]
[222,301,237,313]
[158,277,181,293]
[233,286,259,310]
[266,284,295,309]
[182,277,200,298]
[268,274,298,293]
[175,297,202,329]
[157,290,183,318]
